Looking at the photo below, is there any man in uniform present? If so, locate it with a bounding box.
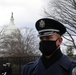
[22,18,76,75]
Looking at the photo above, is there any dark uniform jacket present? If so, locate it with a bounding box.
[22,54,76,75]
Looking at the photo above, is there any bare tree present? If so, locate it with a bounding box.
[66,46,74,56]
[20,27,39,55]
[44,0,76,49]
[0,27,39,57]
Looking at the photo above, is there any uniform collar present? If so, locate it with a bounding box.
[41,48,63,69]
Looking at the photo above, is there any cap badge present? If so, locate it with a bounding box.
[39,20,45,28]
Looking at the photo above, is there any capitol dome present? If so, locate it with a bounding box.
[3,12,20,36]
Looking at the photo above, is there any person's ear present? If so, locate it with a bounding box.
[57,37,63,46]
[59,37,63,43]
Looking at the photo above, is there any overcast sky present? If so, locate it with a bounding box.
[0,0,50,29]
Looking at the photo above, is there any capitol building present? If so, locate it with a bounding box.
[0,12,22,57]
[0,13,37,57]
[3,12,20,38]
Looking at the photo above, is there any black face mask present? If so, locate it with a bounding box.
[39,39,59,56]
